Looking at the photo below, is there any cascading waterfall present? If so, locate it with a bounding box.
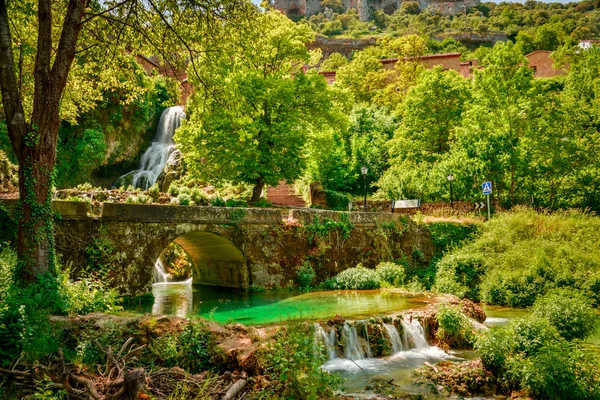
[402,319,429,349]
[342,323,365,360]
[383,323,404,353]
[314,324,338,360]
[116,106,185,190]
[316,318,432,363]
[153,259,170,283]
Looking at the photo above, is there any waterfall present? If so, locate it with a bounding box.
[363,326,372,358]
[116,106,185,190]
[315,318,432,366]
[402,319,429,349]
[342,323,365,360]
[153,259,170,283]
[314,324,337,360]
[383,323,404,353]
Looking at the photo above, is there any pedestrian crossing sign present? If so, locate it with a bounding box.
[482,181,492,195]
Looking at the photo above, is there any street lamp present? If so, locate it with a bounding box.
[447,173,454,210]
[361,165,368,212]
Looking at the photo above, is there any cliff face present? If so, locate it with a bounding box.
[273,0,480,21]
[307,35,378,59]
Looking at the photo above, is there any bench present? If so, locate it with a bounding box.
[391,199,420,213]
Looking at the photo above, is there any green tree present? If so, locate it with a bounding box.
[453,42,536,205]
[176,10,345,202]
[320,52,348,71]
[378,67,470,200]
[0,0,252,283]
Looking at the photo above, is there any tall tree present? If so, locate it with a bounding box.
[0,0,252,283]
[176,10,345,202]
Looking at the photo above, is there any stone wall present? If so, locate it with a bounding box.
[46,202,435,296]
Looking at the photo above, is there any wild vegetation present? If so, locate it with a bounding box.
[307,0,600,46]
[434,208,600,307]
[0,0,599,398]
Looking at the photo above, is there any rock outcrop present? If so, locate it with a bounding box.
[156,148,183,192]
[273,0,480,21]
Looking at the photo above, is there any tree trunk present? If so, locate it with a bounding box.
[0,0,86,283]
[250,177,265,203]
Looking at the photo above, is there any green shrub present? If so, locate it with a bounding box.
[476,317,561,375]
[210,196,226,207]
[0,204,16,248]
[331,265,381,290]
[58,272,123,316]
[260,323,342,398]
[427,222,479,257]
[150,333,180,367]
[434,209,600,306]
[297,262,316,289]
[435,304,475,349]
[324,190,350,211]
[375,262,405,287]
[530,288,599,340]
[177,193,191,206]
[434,252,485,300]
[520,341,600,400]
[178,320,217,373]
[147,184,161,201]
[190,188,209,206]
[136,193,150,204]
[252,197,273,208]
[168,184,180,196]
[225,198,248,208]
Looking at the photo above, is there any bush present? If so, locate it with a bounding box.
[476,317,561,375]
[435,304,475,349]
[520,341,600,400]
[225,198,248,208]
[209,196,226,207]
[58,273,123,316]
[177,193,191,206]
[259,323,341,398]
[331,265,381,290]
[530,288,599,340]
[324,190,350,211]
[434,209,600,306]
[190,188,209,206]
[178,320,218,373]
[434,252,485,300]
[297,262,316,289]
[375,262,405,287]
[167,184,180,196]
[147,184,161,201]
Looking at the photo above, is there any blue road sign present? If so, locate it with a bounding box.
[482,181,492,195]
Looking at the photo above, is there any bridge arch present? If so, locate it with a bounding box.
[170,231,247,288]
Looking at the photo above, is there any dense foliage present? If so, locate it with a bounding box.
[176,10,346,201]
[307,0,600,45]
[476,314,600,399]
[434,208,600,307]
[260,324,342,399]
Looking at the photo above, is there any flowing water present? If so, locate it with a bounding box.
[315,317,467,396]
[116,106,185,189]
[124,285,436,325]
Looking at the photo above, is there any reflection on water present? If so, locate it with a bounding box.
[125,285,435,326]
[151,282,193,317]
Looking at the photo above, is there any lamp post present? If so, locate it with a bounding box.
[361,165,368,212]
[447,173,454,210]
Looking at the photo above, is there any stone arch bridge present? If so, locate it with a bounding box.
[18,201,434,296]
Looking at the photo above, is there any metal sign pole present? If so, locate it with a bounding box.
[486,194,491,220]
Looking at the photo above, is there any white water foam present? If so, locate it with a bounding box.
[117,106,185,190]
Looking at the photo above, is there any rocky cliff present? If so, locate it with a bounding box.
[273,0,480,21]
